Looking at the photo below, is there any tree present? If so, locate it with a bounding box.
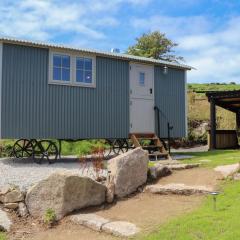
[126,31,183,62]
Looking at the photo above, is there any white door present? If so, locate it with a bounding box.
[130,63,154,133]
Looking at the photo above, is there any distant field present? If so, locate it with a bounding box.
[188,83,240,93]
[188,83,238,129]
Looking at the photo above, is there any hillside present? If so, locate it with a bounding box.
[188,83,239,130]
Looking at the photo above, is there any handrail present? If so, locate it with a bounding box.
[154,106,160,138]
[154,106,173,154]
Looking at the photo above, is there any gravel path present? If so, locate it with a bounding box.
[0,157,108,191]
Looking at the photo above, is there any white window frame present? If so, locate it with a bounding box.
[49,49,96,88]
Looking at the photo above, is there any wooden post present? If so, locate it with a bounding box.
[210,99,216,150]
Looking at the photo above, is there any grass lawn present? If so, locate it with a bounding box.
[142,180,240,240]
[144,150,240,240]
[180,149,240,168]
[0,233,6,240]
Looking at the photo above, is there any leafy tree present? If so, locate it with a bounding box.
[127,31,183,62]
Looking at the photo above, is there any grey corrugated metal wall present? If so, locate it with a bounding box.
[154,66,187,138]
[1,44,129,139]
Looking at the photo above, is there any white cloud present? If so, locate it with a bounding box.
[131,14,240,83]
[0,0,130,41]
[0,0,152,43]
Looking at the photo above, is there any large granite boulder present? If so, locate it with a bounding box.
[25,172,106,220]
[108,147,148,198]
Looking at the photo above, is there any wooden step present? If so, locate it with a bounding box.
[149,153,169,157]
[142,145,160,149]
[130,133,172,160]
[137,137,158,140]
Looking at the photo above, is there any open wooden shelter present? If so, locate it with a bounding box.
[206,90,240,150]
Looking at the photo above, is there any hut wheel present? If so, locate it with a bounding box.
[112,139,129,155]
[13,139,34,158]
[103,139,113,158]
[33,140,58,164]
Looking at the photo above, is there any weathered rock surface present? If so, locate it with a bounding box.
[0,209,12,232]
[214,163,240,178]
[148,164,172,181]
[102,221,140,237]
[0,185,11,195]
[168,163,200,170]
[1,189,24,203]
[26,172,107,220]
[145,183,213,195]
[70,213,110,231]
[4,203,19,210]
[18,202,28,217]
[108,147,148,198]
[233,173,240,180]
[105,176,115,203]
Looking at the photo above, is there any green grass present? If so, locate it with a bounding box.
[0,139,110,157]
[188,83,240,93]
[0,233,6,240]
[144,150,240,240]
[143,180,240,240]
[180,150,240,168]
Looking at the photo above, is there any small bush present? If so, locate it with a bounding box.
[44,208,57,226]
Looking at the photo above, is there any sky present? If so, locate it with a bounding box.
[1,0,240,83]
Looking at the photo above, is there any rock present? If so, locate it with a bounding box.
[233,173,240,180]
[214,163,240,178]
[145,183,213,195]
[0,209,12,232]
[4,203,19,210]
[102,221,140,237]
[108,147,148,198]
[70,213,110,231]
[148,164,172,181]
[25,172,107,220]
[105,176,115,203]
[0,185,11,195]
[18,202,28,217]
[168,163,199,170]
[2,190,24,203]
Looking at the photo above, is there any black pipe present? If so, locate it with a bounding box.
[167,122,173,154]
[154,106,160,138]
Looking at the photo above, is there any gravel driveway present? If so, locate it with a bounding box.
[0,157,108,191]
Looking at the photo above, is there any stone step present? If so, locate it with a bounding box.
[167,163,200,170]
[0,209,12,232]
[102,221,140,238]
[214,163,240,179]
[70,213,110,231]
[145,183,213,195]
[70,213,140,237]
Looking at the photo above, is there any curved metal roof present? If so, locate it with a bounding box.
[0,36,193,70]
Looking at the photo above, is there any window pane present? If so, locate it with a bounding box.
[85,58,92,71]
[76,58,84,69]
[76,69,84,82]
[53,55,61,67]
[139,72,145,86]
[53,67,61,80]
[62,55,70,68]
[62,68,70,81]
[85,71,92,83]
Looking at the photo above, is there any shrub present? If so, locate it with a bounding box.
[44,208,57,226]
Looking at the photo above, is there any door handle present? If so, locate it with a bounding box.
[150,88,152,94]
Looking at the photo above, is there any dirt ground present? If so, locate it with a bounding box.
[157,167,221,189]
[8,168,221,240]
